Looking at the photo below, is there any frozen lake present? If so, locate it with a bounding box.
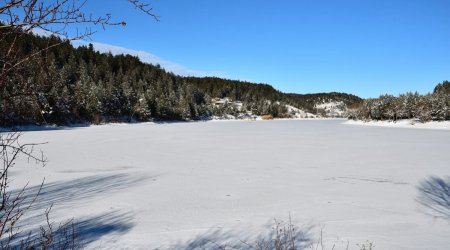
[9,120,450,249]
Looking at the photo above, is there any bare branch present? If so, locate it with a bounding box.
[0,0,158,99]
[127,0,159,21]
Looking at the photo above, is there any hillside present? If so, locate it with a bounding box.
[349,81,449,122]
[1,28,362,126]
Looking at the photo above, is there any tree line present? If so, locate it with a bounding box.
[1,26,362,126]
[349,81,449,122]
[187,77,362,116]
[1,28,212,125]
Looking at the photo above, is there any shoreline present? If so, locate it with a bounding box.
[2,117,449,132]
[344,119,450,130]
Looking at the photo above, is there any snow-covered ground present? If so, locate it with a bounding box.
[345,119,450,130]
[285,105,317,118]
[5,120,450,249]
[314,101,347,117]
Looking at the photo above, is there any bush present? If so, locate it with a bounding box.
[0,133,78,249]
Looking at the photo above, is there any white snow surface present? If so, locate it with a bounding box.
[345,119,450,130]
[314,101,346,117]
[285,105,317,118]
[5,120,450,249]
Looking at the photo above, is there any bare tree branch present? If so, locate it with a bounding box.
[0,0,158,128]
[128,0,159,21]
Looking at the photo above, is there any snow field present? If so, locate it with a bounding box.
[7,120,450,249]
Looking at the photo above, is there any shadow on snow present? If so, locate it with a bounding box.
[16,173,150,211]
[3,210,133,249]
[167,223,313,250]
[4,173,150,248]
[417,176,450,220]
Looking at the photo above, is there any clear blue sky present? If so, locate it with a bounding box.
[80,0,450,98]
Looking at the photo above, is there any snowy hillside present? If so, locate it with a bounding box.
[314,101,347,117]
[285,105,317,118]
[210,97,319,120]
[7,120,450,249]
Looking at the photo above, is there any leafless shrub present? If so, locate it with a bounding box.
[0,132,46,244]
[356,241,374,250]
[309,229,374,250]
[248,215,306,250]
[0,132,82,249]
[209,215,310,250]
[1,1,157,247]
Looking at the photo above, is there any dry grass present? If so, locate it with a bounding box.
[261,115,274,120]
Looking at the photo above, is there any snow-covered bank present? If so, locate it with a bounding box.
[344,119,450,130]
[4,120,450,249]
[0,117,344,132]
[209,116,343,122]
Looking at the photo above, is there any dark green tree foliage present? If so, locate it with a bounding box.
[1,27,363,125]
[350,82,450,122]
[187,77,363,116]
[434,80,450,95]
[0,28,211,125]
[285,92,363,113]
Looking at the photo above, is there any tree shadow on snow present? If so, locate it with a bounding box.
[68,211,134,247]
[0,123,91,132]
[3,173,150,247]
[14,173,150,211]
[168,223,313,250]
[3,210,134,249]
[417,176,450,220]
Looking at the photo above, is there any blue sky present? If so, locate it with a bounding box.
[79,0,450,98]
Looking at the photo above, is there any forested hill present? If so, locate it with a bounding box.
[185,77,362,113]
[349,81,449,122]
[1,28,362,126]
[284,92,363,113]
